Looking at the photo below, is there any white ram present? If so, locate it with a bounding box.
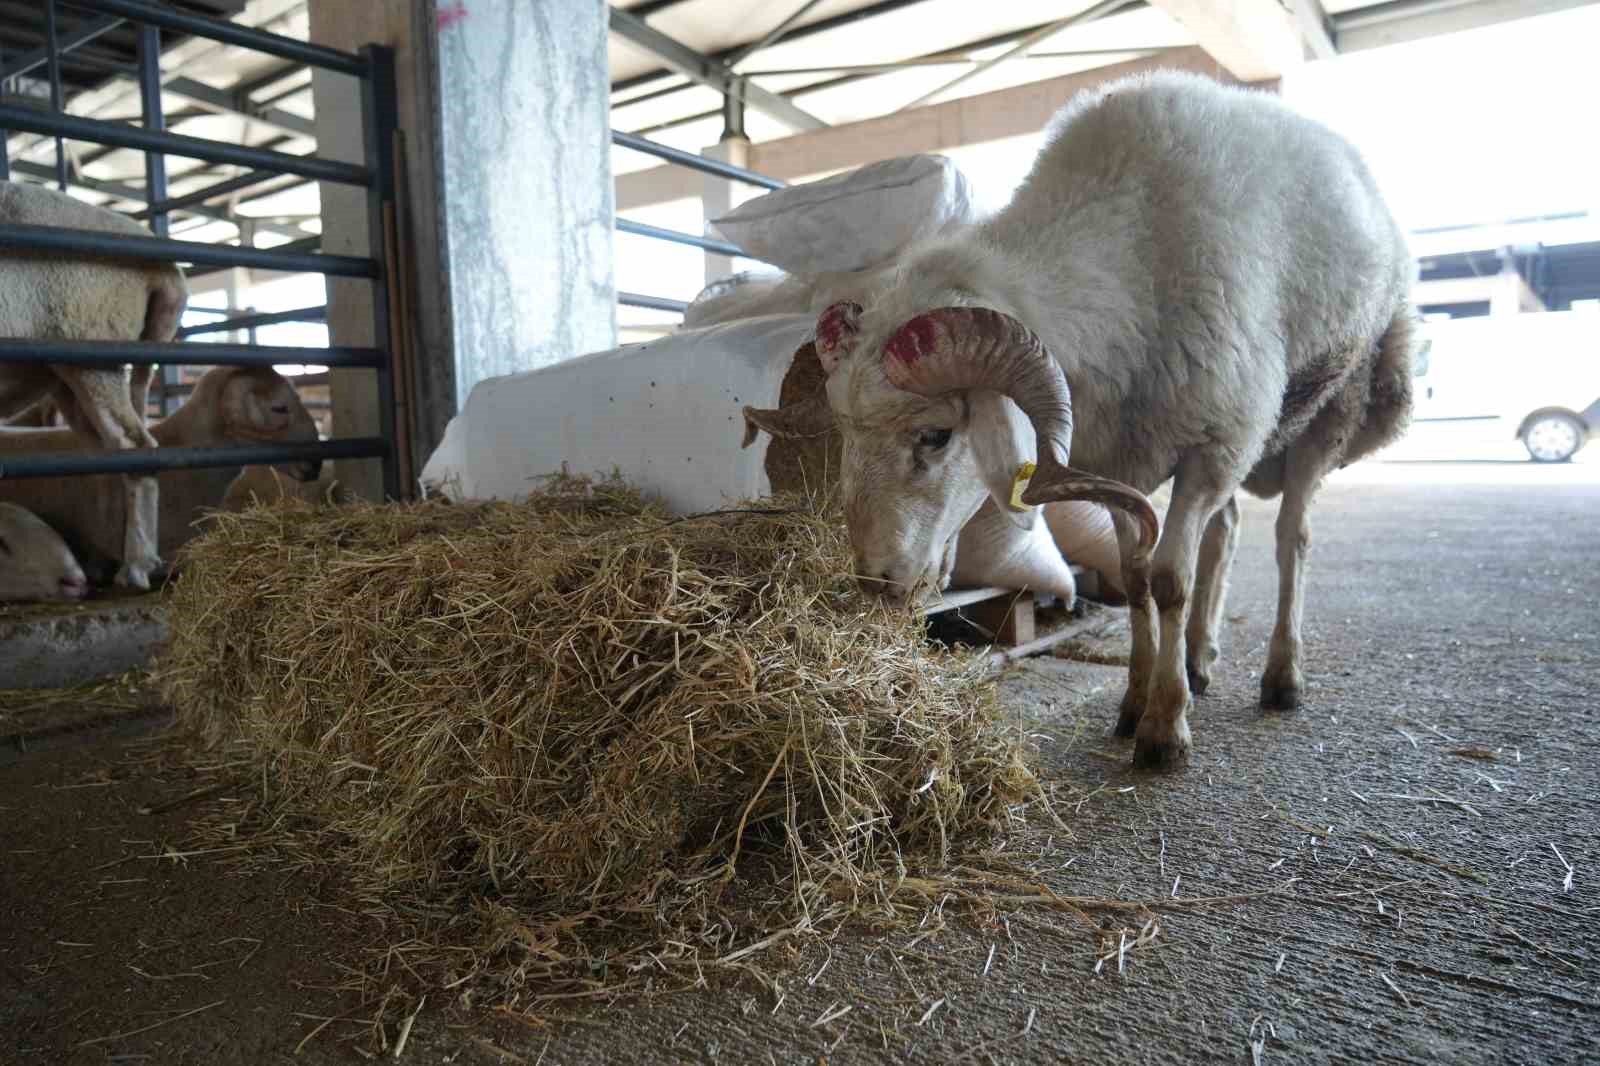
[0,502,89,602]
[744,71,1416,769]
[0,181,189,588]
[0,366,320,580]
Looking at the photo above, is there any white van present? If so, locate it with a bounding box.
[1400,310,1600,462]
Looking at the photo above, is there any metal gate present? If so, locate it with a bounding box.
[0,0,400,498]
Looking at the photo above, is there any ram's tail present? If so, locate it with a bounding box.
[1343,306,1417,465]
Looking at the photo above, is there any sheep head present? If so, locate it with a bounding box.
[219,368,323,482]
[0,503,89,603]
[744,299,1157,603]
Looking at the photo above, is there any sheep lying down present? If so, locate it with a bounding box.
[221,464,352,511]
[0,502,88,603]
[421,313,1125,604]
[0,366,321,587]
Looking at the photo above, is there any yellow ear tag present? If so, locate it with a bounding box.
[1009,461,1037,511]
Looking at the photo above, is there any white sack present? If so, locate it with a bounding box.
[710,155,974,275]
[421,315,814,511]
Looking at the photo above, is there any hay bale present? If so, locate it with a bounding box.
[157,477,1035,995]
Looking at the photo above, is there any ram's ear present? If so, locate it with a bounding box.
[969,391,1038,530]
[741,394,832,447]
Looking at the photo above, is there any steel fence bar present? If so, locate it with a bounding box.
[0,437,389,480]
[0,339,384,369]
[176,305,327,337]
[0,224,375,276]
[0,103,370,185]
[618,291,690,313]
[62,0,368,77]
[611,129,785,189]
[615,218,751,259]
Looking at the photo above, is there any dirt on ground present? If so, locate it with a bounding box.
[2,459,1596,1065]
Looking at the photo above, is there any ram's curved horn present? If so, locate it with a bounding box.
[879,306,1159,555]
[813,301,862,374]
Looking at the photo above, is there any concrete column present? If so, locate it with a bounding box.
[434,0,616,395]
[1492,254,1545,315]
[701,136,752,284]
[308,49,384,501]
[310,0,615,498]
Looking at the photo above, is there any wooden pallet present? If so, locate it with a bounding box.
[926,566,1102,666]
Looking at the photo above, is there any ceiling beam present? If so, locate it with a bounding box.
[1145,0,1304,80]
[614,0,1090,95]
[1291,0,1339,59]
[895,0,1134,113]
[620,16,1158,140]
[607,6,827,132]
[616,47,1232,212]
[1333,0,1597,53]
[0,14,124,81]
[164,74,314,137]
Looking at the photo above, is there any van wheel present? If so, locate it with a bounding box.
[1522,413,1585,463]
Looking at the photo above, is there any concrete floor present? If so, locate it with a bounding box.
[2,458,1596,1064]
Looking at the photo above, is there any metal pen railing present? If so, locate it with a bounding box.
[0,0,400,498]
[611,128,785,316]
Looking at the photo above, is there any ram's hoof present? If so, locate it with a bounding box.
[1186,662,1212,697]
[1260,678,1301,711]
[1132,733,1191,771]
[114,564,153,591]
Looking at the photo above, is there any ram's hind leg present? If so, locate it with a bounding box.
[1261,438,1344,710]
[1112,509,1157,737]
[1134,455,1239,770]
[1186,495,1239,696]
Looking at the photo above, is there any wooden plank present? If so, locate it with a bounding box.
[987,621,1088,667]
[1147,0,1303,81]
[614,47,1233,211]
[967,593,1036,646]
[926,586,1012,614]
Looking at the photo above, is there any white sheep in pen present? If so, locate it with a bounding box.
[0,366,321,581]
[0,181,189,589]
[744,71,1416,769]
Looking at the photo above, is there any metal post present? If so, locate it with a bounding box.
[44,0,68,190]
[359,45,401,500]
[721,79,746,141]
[137,25,169,236]
[136,23,175,414]
[0,38,10,183]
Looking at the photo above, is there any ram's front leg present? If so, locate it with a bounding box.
[1133,464,1237,769]
[1186,495,1239,695]
[60,369,163,589]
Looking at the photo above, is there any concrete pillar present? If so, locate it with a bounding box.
[309,8,390,501]
[433,0,616,395]
[1492,253,1545,315]
[310,0,615,499]
[701,136,752,284]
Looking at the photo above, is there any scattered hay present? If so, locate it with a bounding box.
[0,669,154,730]
[155,477,1041,1007]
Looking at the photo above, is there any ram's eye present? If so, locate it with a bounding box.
[270,405,290,415]
[916,428,953,450]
